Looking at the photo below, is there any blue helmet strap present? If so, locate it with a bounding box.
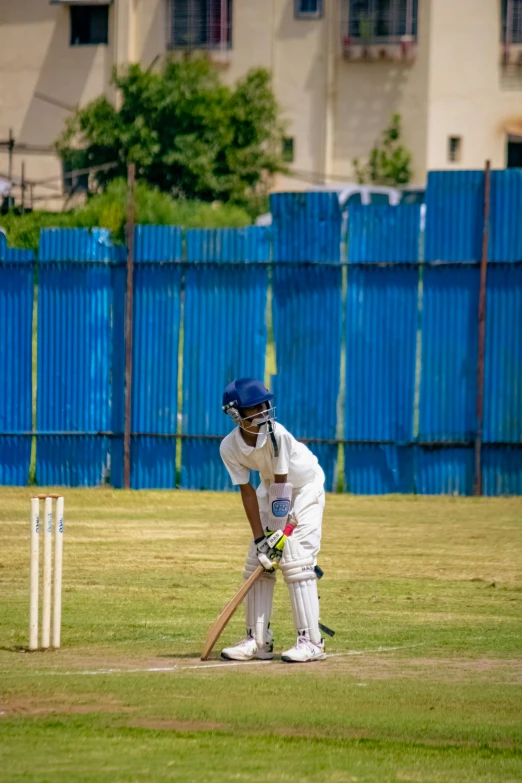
[268,420,279,458]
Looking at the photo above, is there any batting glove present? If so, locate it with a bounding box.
[266,523,296,563]
[254,536,275,570]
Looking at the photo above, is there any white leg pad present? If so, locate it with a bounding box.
[243,546,276,647]
[279,536,321,645]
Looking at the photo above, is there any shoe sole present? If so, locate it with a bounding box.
[220,652,255,661]
[281,654,327,663]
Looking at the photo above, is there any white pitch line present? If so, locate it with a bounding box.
[0,660,274,677]
[328,642,426,659]
[185,660,273,671]
[0,643,424,678]
[72,660,274,675]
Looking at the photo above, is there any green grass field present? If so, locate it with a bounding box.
[1,489,521,782]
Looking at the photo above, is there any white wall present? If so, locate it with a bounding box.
[1,0,521,208]
[0,0,115,204]
[426,0,522,171]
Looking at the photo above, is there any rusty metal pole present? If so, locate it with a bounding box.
[7,129,14,212]
[473,160,491,497]
[123,163,136,490]
[21,161,25,215]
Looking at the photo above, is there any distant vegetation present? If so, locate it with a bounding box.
[0,180,252,251]
[56,57,285,216]
[353,114,412,186]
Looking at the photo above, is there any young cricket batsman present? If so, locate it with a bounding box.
[219,377,327,663]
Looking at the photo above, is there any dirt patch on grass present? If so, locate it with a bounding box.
[132,719,227,732]
[8,651,522,685]
[303,655,522,684]
[0,695,134,718]
[126,719,517,750]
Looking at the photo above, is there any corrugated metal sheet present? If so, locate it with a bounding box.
[347,205,421,263]
[484,265,522,443]
[344,445,415,494]
[271,193,342,491]
[482,446,522,496]
[38,227,123,262]
[5,248,36,262]
[0,249,34,484]
[129,226,183,489]
[37,435,110,486]
[490,170,522,262]
[418,267,479,442]
[424,171,484,262]
[109,262,126,488]
[36,229,113,485]
[181,227,270,490]
[345,266,418,442]
[134,224,182,263]
[415,447,474,495]
[270,192,342,262]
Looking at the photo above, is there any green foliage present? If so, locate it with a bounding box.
[0,211,75,252]
[75,179,252,241]
[353,114,412,187]
[359,14,374,42]
[0,179,252,250]
[56,58,286,211]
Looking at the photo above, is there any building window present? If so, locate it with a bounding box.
[295,0,323,18]
[70,5,109,46]
[507,139,522,167]
[448,136,462,163]
[347,0,418,43]
[282,137,295,162]
[169,0,232,50]
[502,0,522,44]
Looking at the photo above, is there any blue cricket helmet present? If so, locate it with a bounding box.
[222,378,274,413]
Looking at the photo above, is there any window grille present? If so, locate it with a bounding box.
[502,0,522,45]
[168,0,232,50]
[344,0,418,44]
[282,138,295,162]
[448,136,462,164]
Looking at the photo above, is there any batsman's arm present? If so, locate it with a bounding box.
[239,483,264,540]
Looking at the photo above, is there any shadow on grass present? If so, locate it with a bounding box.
[159,652,208,659]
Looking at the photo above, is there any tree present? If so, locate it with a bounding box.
[56,58,286,212]
[353,114,412,187]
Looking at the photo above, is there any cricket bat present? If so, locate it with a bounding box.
[200,565,264,660]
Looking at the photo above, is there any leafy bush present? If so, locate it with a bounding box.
[56,58,285,212]
[0,180,252,250]
[353,114,412,187]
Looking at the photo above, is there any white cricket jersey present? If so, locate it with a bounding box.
[220,423,324,488]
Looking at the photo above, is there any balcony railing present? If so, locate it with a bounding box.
[341,0,418,62]
[168,0,232,53]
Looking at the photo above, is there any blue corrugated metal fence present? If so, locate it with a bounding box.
[271,193,343,491]
[0,234,34,484]
[181,227,269,490]
[0,170,520,494]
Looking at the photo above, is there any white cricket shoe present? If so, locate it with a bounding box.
[221,629,274,661]
[281,632,326,663]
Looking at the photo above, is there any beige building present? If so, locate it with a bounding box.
[1,0,522,207]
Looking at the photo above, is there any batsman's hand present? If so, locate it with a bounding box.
[266,523,295,563]
[254,536,275,570]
